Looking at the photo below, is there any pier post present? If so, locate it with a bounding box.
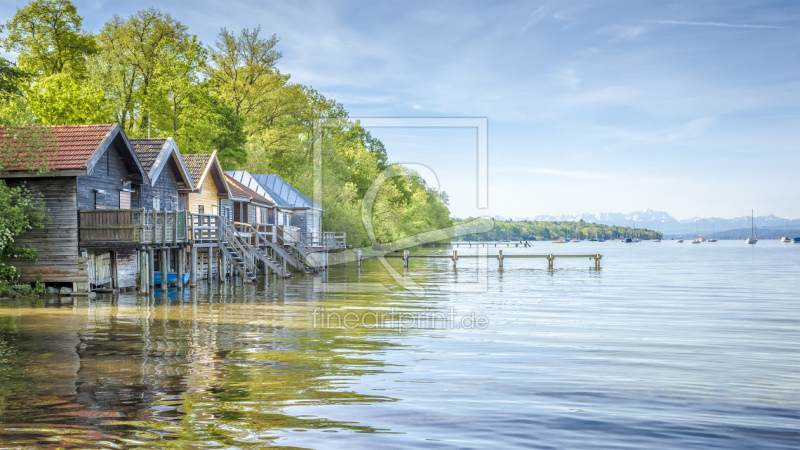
[190,246,197,287]
[177,248,184,289]
[595,254,601,270]
[452,250,457,268]
[357,250,362,271]
[160,249,168,291]
[403,250,409,269]
[148,249,155,288]
[139,250,148,294]
[547,254,554,270]
[207,247,213,285]
[498,250,504,269]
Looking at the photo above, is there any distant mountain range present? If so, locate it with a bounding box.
[491,209,800,237]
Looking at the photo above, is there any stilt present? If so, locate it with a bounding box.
[594,254,601,270]
[148,249,155,288]
[139,250,148,294]
[452,250,457,268]
[498,250,503,269]
[357,249,362,271]
[160,249,168,290]
[177,247,184,289]
[547,254,554,270]
[207,247,213,285]
[190,245,197,287]
[403,250,409,270]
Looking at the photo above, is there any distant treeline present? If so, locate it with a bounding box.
[455,219,663,241]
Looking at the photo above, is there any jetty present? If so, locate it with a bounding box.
[355,250,602,270]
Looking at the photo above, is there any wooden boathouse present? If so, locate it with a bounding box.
[0,124,191,293]
[2,124,349,293]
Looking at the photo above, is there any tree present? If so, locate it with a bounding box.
[205,26,282,120]
[25,72,109,125]
[173,86,247,169]
[93,8,202,133]
[2,0,96,78]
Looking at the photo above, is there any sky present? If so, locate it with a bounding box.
[2,0,799,220]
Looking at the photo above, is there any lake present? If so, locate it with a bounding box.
[1,240,798,448]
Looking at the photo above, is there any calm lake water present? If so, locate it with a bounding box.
[1,240,799,448]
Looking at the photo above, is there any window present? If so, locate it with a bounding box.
[153,197,161,210]
[198,205,204,214]
[94,191,106,209]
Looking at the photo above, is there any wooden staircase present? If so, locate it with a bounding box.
[232,222,292,278]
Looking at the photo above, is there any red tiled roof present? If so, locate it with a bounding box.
[224,174,276,206]
[0,124,117,172]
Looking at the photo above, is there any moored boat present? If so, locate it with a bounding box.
[746,209,758,245]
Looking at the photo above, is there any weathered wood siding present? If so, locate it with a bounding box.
[291,209,321,237]
[220,199,234,221]
[116,249,138,288]
[76,143,132,210]
[5,177,88,284]
[187,174,219,215]
[140,159,181,211]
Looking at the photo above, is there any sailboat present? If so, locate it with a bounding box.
[707,222,718,242]
[781,219,791,243]
[691,217,702,243]
[572,223,581,242]
[745,210,758,244]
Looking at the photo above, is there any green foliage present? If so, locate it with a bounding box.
[0,180,49,294]
[455,219,663,241]
[3,0,96,77]
[25,72,110,125]
[1,2,454,251]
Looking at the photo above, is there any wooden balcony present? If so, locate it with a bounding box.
[79,209,188,247]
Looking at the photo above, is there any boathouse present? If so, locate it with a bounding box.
[129,138,195,292]
[0,123,161,293]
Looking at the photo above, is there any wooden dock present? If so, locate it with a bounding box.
[355,250,602,270]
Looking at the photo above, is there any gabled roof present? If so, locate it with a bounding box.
[224,174,276,207]
[225,170,290,209]
[0,123,146,179]
[225,171,322,211]
[181,150,231,197]
[129,138,193,191]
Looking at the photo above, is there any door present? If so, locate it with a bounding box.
[119,191,131,209]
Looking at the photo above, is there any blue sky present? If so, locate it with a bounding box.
[3,0,798,219]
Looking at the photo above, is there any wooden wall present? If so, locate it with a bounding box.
[187,174,219,215]
[76,143,132,211]
[140,159,181,211]
[291,209,321,237]
[116,249,138,288]
[5,177,88,284]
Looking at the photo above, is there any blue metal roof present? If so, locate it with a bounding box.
[225,171,323,211]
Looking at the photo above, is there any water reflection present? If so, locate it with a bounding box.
[0,278,399,447]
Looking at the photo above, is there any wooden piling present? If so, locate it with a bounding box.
[357,249,363,270]
[190,246,197,287]
[547,254,554,270]
[498,249,504,269]
[148,249,155,287]
[177,248,184,289]
[207,247,213,285]
[452,250,457,268]
[403,250,409,269]
[160,249,168,290]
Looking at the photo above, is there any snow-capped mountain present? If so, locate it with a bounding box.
[504,209,799,235]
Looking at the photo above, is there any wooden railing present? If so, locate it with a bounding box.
[79,209,188,246]
[323,232,347,250]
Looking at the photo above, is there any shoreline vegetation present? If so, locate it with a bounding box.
[0,0,453,292]
[454,218,663,241]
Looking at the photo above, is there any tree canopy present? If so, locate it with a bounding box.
[1,0,454,248]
